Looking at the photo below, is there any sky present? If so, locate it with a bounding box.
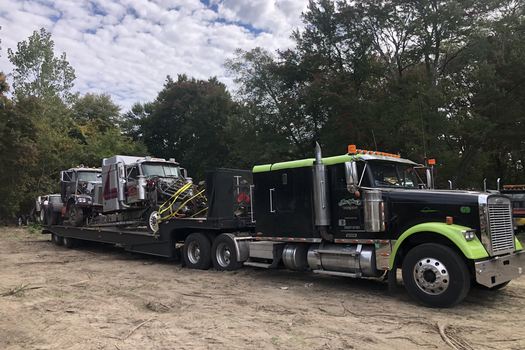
[0,0,309,110]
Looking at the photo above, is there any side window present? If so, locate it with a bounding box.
[276,171,294,212]
[356,162,371,187]
[127,166,139,180]
[62,171,74,182]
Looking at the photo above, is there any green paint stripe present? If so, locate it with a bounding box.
[253,154,362,173]
[271,158,315,171]
[389,222,489,269]
[252,164,271,173]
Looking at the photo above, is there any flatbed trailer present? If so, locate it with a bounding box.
[43,215,253,259]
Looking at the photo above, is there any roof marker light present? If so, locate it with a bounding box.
[347,145,401,158]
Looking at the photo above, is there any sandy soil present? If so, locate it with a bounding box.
[0,227,524,350]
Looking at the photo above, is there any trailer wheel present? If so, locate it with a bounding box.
[63,236,78,249]
[51,233,63,246]
[68,204,84,227]
[212,234,242,271]
[402,243,470,308]
[183,233,211,270]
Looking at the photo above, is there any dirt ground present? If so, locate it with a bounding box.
[0,227,524,350]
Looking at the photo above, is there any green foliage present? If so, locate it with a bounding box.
[139,75,236,178]
[72,93,120,132]
[7,28,76,102]
[227,0,525,188]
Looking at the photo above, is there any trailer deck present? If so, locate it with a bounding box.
[43,214,254,259]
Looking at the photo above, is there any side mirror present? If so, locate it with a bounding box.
[345,162,359,192]
[181,168,188,178]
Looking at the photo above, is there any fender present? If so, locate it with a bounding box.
[516,237,523,251]
[389,222,489,269]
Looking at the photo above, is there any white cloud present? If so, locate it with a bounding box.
[0,0,308,110]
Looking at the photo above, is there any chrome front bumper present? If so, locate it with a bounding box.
[475,250,525,287]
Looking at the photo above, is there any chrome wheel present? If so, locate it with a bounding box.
[413,257,449,295]
[148,211,159,233]
[215,242,232,268]
[187,241,201,265]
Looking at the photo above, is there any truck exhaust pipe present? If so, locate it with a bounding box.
[312,142,333,241]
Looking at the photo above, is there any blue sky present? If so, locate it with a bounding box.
[0,0,308,109]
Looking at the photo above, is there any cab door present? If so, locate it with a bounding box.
[60,170,76,200]
[125,165,140,203]
[330,162,365,238]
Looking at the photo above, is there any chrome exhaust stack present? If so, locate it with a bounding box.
[312,142,333,241]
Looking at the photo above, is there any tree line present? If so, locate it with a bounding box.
[1,0,524,221]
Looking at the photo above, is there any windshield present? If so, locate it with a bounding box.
[141,163,180,178]
[368,161,421,188]
[77,171,100,182]
[49,196,62,204]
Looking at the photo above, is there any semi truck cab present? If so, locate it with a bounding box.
[252,144,524,307]
[60,167,102,226]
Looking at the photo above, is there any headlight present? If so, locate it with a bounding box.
[462,229,476,241]
[78,197,86,203]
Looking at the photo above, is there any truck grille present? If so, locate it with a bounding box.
[487,199,515,255]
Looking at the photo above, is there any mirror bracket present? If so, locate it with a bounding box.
[345,161,359,193]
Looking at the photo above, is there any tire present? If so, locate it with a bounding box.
[51,233,63,246]
[211,233,243,271]
[41,209,47,225]
[55,211,63,225]
[182,232,212,270]
[63,236,78,249]
[46,206,56,225]
[402,243,470,308]
[68,204,84,227]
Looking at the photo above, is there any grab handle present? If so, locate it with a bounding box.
[269,188,275,213]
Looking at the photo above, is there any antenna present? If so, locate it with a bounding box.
[371,129,378,151]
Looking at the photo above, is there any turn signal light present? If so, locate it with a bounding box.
[428,158,436,165]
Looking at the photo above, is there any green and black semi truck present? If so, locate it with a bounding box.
[43,144,524,307]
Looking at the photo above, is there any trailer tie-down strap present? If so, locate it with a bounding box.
[158,182,207,221]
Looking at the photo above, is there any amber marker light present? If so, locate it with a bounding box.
[348,144,357,154]
[428,158,436,165]
[446,216,454,225]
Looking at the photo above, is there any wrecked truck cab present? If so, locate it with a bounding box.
[60,166,102,226]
